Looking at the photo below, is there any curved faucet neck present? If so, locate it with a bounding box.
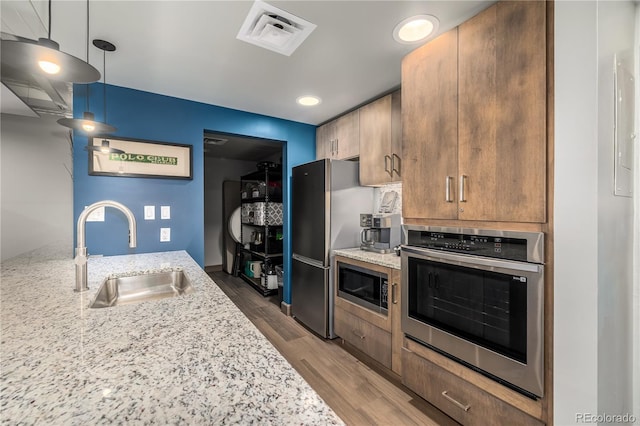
[76,200,137,249]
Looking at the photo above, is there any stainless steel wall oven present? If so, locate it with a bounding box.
[401,225,544,398]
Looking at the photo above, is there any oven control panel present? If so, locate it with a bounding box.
[406,230,529,262]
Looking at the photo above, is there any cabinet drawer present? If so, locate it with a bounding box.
[402,347,544,426]
[334,306,391,368]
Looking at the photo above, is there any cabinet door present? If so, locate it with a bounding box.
[334,109,359,159]
[458,1,546,222]
[359,94,392,186]
[316,121,334,159]
[402,29,459,220]
[389,268,402,375]
[390,90,402,181]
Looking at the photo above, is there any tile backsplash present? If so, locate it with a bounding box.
[373,182,402,216]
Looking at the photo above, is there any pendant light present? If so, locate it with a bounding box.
[58,0,116,134]
[84,39,123,154]
[0,0,100,83]
[86,138,125,155]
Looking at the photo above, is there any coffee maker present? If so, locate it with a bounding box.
[359,213,401,254]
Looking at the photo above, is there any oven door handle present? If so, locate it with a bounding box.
[401,246,543,273]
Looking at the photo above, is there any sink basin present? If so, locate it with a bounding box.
[89,269,194,309]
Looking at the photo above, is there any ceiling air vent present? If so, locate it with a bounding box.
[236,0,316,56]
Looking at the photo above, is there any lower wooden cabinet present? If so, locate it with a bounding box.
[333,255,402,374]
[402,346,545,426]
[334,306,391,368]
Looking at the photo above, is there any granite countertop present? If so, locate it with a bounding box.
[333,247,401,270]
[1,245,342,425]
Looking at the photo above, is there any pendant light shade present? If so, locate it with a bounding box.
[0,1,100,83]
[57,0,117,135]
[84,139,124,154]
[58,111,116,134]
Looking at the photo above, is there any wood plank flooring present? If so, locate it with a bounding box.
[209,271,459,426]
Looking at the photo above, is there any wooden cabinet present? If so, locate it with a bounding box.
[402,29,459,220]
[334,306,392,368]
[316,110,359,160]
[402,1,547,223]
[402,345,544,426]
[315,120,333,159]
[359,90,402,186]
[333,255,402,375]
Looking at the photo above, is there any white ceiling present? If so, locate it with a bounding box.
[1,0,494,125]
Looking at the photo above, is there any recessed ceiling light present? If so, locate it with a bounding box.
[297,95,321,106]
[393,15,439,44]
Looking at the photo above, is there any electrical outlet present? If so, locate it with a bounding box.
[144,205,155,220]
[160,228,171,242]
[161,205,171,219]
[86,206,105,222]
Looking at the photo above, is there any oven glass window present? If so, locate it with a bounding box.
[338,265,387,311]
[408,257,527,363]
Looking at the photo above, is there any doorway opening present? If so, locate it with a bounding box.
[203,130,283,278]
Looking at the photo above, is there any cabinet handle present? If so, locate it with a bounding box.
[459,175,467,202]
[392,283,398,304]
[352,330,366,340]
[335,138,339,156]
[445,176,454,203]
[392,153,401,176]
[331,139,335,156]
[384,155,392,175]
[441,391,471,412]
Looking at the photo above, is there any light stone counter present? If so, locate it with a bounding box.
[1,245,343,425]
[333,247,401,270]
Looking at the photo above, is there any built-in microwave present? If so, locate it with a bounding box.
[337,262,388,314]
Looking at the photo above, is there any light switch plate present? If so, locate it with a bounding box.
[86,206,105,222]
[161,205,171,219]
[144,205,155,220]
[160,228,171,242]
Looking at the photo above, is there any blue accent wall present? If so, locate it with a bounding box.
[73,83,316,304]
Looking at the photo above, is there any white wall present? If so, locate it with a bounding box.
[203,157,258,267]
[0,113,73,261]
[596,1,636,421]
[555,1,637,424]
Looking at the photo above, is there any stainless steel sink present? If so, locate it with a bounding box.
[89,269,194,308]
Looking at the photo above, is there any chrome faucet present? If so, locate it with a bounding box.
[75,200,137,292]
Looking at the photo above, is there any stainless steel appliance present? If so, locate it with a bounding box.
[401,225,545,398]
[359,213,401,254]
[337,261,388,314]
[291,159,374,338]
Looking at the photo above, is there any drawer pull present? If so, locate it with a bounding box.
[442,390,470,412]
[352,330,366,340]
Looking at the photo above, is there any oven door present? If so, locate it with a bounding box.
[401,246,544,398]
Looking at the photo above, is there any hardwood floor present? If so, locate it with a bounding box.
[209,271,458,426]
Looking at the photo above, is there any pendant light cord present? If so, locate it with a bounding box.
[47,0,52,39]
[103,48,107,123]
[85,0,90,112]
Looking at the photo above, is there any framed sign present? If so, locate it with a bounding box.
[88,137,192,179]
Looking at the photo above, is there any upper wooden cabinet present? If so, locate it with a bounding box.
[402,1,547,223]
[402,29,459,220]
[359,90,402,186]
[316,110,360,160]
